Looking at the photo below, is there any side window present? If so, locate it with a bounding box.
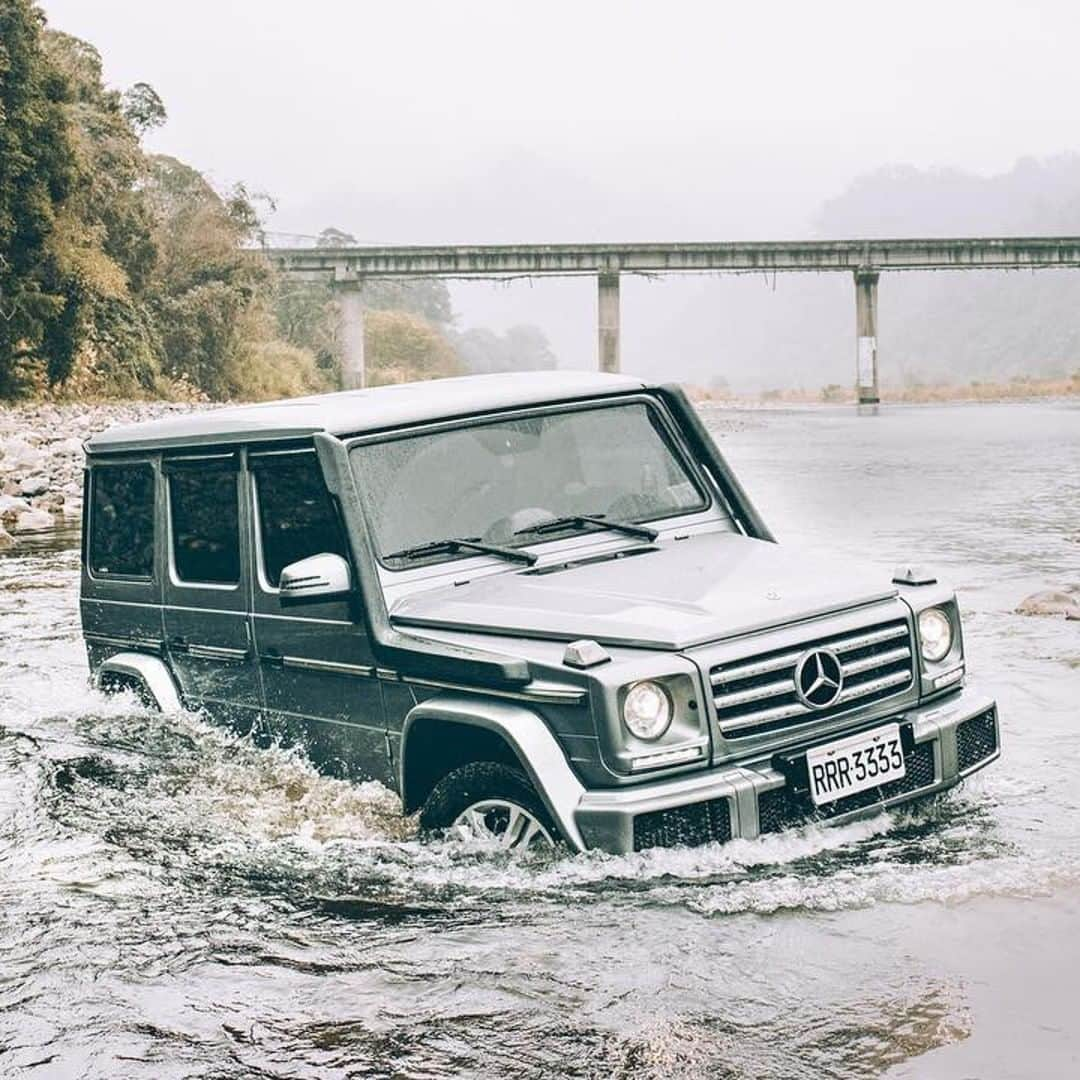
[169,465,241,585]
[89,465,155,578]
[253,453,347,588]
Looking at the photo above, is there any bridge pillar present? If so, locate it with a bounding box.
[597,272,620,373]
[335,285,366,390]
[854,269,880,409]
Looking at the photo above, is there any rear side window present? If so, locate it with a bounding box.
[169,467,241,584]
[89,465,155,578]
[253,453,347,587]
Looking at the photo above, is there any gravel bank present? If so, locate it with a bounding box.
[0,402,201,549]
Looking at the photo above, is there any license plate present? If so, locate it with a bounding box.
[805,723,906,806]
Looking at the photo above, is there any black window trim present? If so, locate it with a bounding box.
[165,455,243,591]
[86,461,157,583]
[161,451,239,474]
[249,446,349,596]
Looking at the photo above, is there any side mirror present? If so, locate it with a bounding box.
[279,553,352,605]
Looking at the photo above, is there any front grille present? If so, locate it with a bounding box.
[633,797,732,851]
[759,740,937,834]
[710,619,915,739]
[957,710,998,771]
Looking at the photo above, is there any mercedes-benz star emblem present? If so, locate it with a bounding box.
[794,648,844,709]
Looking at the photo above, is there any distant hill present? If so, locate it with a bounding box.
[628,156,1080,392]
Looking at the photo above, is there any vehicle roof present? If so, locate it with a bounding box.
[86,371,650,455]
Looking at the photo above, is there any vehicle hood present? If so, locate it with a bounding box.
[389,531,898,650]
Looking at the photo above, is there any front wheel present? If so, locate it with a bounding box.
[419,762,558,851]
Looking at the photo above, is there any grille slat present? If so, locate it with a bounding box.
[832,623,909,653]
[716,677,797,709]
[842,645,911,676]
[712,648,806,686]
[711,618,916,739]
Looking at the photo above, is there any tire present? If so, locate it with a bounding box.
[419,761,559,851]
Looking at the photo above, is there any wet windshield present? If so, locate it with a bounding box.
[350,401,709,563]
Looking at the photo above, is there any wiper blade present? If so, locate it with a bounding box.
[384,536,537,566]
[513,513,658,542]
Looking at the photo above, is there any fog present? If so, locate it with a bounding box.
[39,0,1080,387]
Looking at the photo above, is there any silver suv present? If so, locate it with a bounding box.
[80,372,1000,852]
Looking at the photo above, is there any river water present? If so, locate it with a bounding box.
[1,402,1077,1079]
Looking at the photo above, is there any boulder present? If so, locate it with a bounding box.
[18,475,51,497]
[31,492,65,511]
[1016,588,1080,620]
[0,494,29,525]
[13,507,53,533]
[48,436,85,460]
[0,438,45,475]
[0,524,13,551]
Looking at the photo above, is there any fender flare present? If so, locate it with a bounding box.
[400,693,587,851]
[96,653,182,713]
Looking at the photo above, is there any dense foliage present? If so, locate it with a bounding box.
[0,0,77,396]
[0,2,554,401]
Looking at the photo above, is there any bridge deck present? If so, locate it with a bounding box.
[265,237,1080,279]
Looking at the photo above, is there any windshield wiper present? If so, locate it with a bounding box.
[513,513,658,542]
[384,536,537,566]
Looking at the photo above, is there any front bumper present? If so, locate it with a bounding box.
[573,688,1000,854]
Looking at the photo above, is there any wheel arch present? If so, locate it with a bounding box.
[400,694,586,850]
[95,652,182,713]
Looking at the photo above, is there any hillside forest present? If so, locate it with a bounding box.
[0,0,553,402]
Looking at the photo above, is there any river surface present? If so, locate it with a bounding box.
[1,402,1077,1079]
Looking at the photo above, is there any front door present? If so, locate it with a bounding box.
[161,451,261,731]
[247,448,390,783]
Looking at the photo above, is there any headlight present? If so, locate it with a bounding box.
[918,607,953,662]
[622,681,673,740]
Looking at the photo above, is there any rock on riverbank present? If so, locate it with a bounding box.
[1016,587,1080,621]
[0,403,200,547]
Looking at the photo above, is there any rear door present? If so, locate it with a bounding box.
[161,451,261,731]
[81,459,163,666]
[248,447,390,783]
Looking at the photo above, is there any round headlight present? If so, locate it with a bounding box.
[623,681,672,740]
[918,607,953,663]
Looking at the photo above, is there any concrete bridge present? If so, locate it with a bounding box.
[264,237,1080,405]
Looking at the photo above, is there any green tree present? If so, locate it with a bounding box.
[365,309,461,386]
[275,236,456,387]
[0,0,76,395]
[42,29,161,388]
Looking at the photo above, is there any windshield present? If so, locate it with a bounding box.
[350,401,710,564]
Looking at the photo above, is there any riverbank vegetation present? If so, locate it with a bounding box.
[0,1,554,403]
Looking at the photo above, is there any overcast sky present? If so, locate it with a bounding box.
[38,0,1080,373]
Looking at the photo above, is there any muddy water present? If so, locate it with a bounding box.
[1,402,1077,1079]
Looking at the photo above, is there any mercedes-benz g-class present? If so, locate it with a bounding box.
[80,372,1000,852]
